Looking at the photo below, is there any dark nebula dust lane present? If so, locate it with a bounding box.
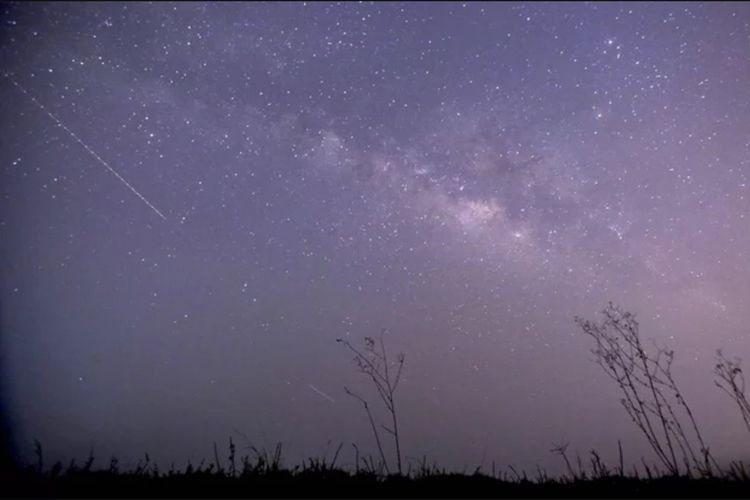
[0,2,748,473]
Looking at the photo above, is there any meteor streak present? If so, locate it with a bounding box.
[308,384,336,403]
[4,73,167,220]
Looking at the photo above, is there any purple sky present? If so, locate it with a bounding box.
[1,2,749,475]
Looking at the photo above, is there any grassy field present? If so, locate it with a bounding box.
[5,314,750,498]
[4,447,750,498]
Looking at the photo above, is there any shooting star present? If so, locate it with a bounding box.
[3,73,167,220]
[308,384,336,403]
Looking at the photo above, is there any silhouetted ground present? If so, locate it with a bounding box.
[3,463,750,498]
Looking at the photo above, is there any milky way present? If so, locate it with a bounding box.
[1,2,749,473]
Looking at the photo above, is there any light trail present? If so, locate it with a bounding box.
[308,384,336,403]
[3,73,167,220]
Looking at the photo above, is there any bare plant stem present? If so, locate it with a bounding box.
[576,303,715,476]
[344,386,390,475]
[715,350,750,436]
[338,330,405,475]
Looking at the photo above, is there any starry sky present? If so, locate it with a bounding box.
[1,2,749,474]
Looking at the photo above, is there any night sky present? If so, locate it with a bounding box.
[1,2,749,474]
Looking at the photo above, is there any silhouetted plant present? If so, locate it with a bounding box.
[337,329,406,475]
[134,453,151,475]
[714,350,750,436]
[727,460,749,481]
[228,436,236,478]
[589,449,610,479]
[49,460,62,478]
[550,441,575,479]
[246,442,285,474]
[576,303,715,477]
[213,441,223,475]
[9,439,750,498]
[33,439,43,474]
